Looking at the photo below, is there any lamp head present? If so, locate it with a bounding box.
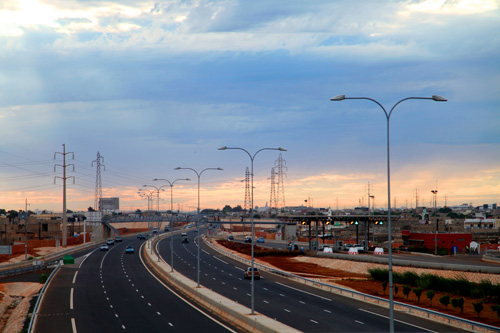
[185,178,191,181]
[330,94,346,101]
[217,168,224,170]
[218,146,227,150]
[153,178,158,181]
[174,167,181,170]
[278,147,287,151]
[432,95,447,102]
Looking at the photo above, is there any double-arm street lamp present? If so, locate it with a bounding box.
[175,167,223,287]
[218,146,287,315]
[330,94,447,332]
[153,178,191,271]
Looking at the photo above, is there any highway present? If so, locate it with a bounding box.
[159,228,464,332]
[34,236,237,332]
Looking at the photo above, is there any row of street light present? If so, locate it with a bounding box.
[135,93,446,332]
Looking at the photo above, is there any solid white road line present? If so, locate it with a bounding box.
[71,317,77,333]
[70,288,74,310]
[214,256,228,264]
[72,271,78,284]
[358,308,437,332]
[275,282,332,301]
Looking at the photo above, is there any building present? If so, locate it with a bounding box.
[464,213,499,229]
[402,230,471,253]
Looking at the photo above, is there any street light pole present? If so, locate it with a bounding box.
[138,188,155,252]
[153,178,190,271]
[330,94,446,333]
[175,167,222,287]
[432,189,438,254]
[218,146,287,315]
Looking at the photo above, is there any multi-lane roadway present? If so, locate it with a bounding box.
[158,228,465,332]
[34,236,236,332]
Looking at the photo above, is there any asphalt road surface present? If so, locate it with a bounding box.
[159,229,465,332]
[34,235,237,332]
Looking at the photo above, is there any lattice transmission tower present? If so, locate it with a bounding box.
[269,168,277,210]
[92,152,105,211]
[275,153,287,208]
[244,167,251,213]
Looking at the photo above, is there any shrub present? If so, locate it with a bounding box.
[413,288,423,304]
[451,297,464,313]
[394,285,399,296]
[368,268,388,282]
[40,273,48,284]
[426,290,435,306]
[472,301,484,318]
[450,275,472,297]
[400,271,419,287]
[439,295,450,309]
[403,286,411,300]
[471,288,485,299]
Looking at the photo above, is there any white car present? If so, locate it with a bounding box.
[100,244,109,251]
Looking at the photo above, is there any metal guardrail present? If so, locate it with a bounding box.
[28,260,62,332]
[0,264,47,279]
[204,238,500,333]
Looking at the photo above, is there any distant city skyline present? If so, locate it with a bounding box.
[0,0,499,212]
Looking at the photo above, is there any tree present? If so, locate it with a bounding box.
[135,209,142,214]
[394,285,399,296]
[413,288,423,304]
[426,290,435,306]
[439,295,450,309]
[451,297,464,313]
[403,286,411,300]
[472,301,484,318]
[88,207,95,211]
[7,210,18,223]
[491,304,500,322]
[222,205,232,213]
[382,281,388,295]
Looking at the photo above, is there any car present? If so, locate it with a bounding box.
[228,235,234,241]
[319,245,331,251]
[243,267,260,279]
[244,236,252,243]
[100,244,109,251]
[256,237,265,243]
[181,237,189,243]
[125,245,134,254]
[106,238,115,245]
[343,244,353,251]
[164,227,169,232]
[137,234,146,240]
[115,236,123,242]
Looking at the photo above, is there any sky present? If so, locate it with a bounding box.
[0,0,499,213]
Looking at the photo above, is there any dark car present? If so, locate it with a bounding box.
[228,235,234,241]
[182,237,189,243]
[115,236,123,242]
[137,234,146,240]
[244,236,252,243]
